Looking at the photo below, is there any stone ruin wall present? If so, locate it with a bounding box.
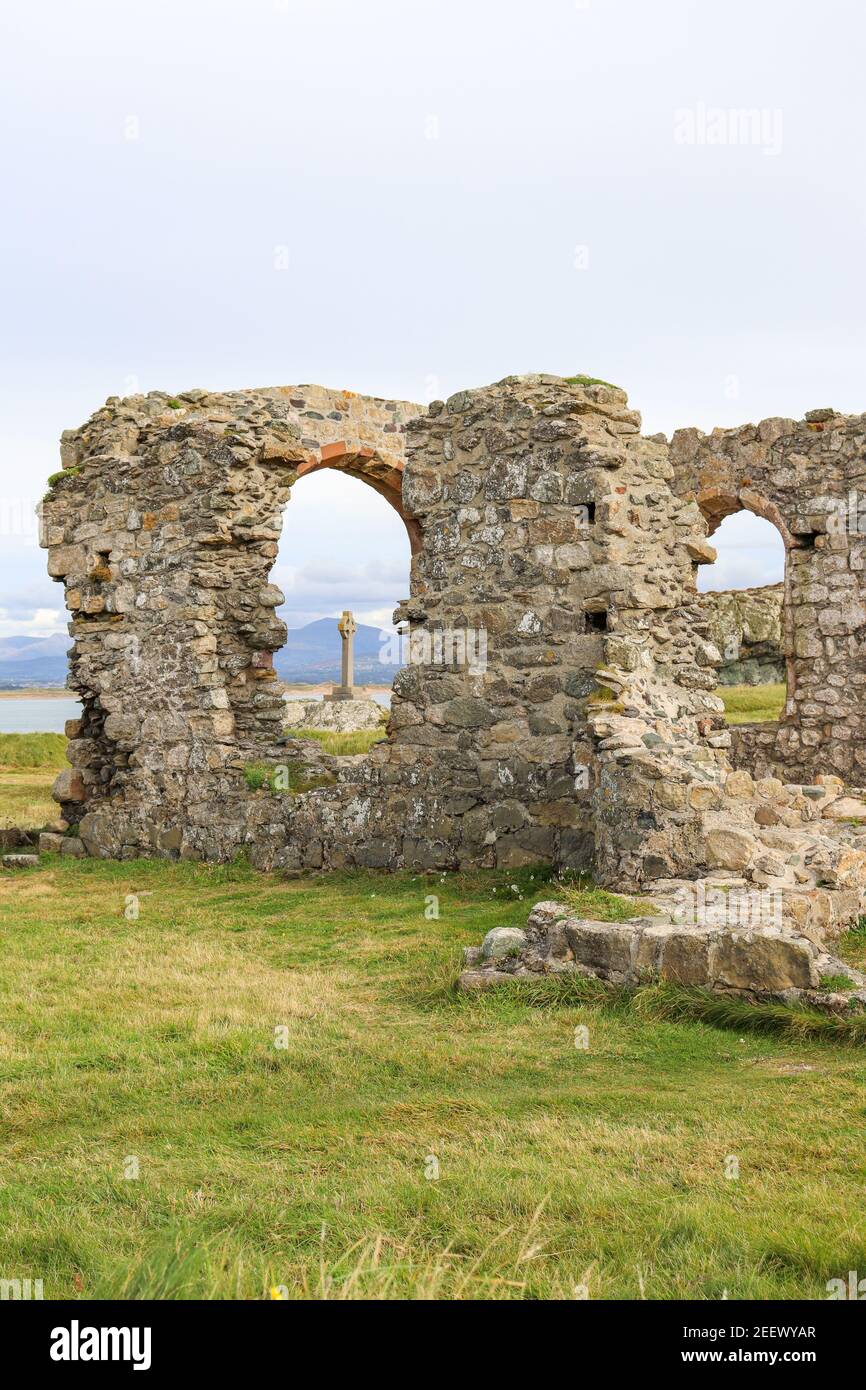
[41,384,419,864]
[40,377,866,914]
[671,410,866,783]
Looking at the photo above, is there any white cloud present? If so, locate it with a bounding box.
[31,607,65,631]
[0,606,66,639]
[356,607,398,630]
[698,512,786,593]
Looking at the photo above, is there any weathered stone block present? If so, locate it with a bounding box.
[481,927,527,961]
[563,919,634,980]
[658,930,714,986]
[47,544,87,578]
[60,837,87,858]
[713,930,817,992]
[52,769,86,804]
[632,923,677,975]
[457,969,518,991]
[705,828,757,871]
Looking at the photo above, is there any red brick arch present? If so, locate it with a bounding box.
[697,484,797,548]
[295,441,422,555]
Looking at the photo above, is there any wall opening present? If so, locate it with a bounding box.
[698,508,787,725]
[584,608,608,633]
[270,468,411,743]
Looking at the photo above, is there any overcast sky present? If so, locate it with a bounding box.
[1,0,863,636]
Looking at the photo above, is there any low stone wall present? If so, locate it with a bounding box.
[282,699,384,733]
[459,899,866,1013]
[459,767,866,1008]
[729,721,784,778]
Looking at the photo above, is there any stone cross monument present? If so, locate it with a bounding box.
[327,610,357,701]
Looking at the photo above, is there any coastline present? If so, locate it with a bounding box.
[0,689,73,700]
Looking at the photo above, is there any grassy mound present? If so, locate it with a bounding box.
[564,373,619,389]
[292,727,386,756]
[0,732,67,767]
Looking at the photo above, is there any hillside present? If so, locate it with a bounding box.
[0,621,402,689]
[0,634,70,688]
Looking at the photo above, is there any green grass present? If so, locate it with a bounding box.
[291,727,386,756]
[45,467,80,489]
[556,874,659,921]
[0,770,57,829]
[0,733,67,828]
[0,732,67,767]
[715,683,786,725]
[3,856,866,1299]
[819,974,855,993]
[243,760,335,795]
[564,374,619,389]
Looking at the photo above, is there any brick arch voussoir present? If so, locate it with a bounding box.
[295,441,422,555]
[698,485,796,549]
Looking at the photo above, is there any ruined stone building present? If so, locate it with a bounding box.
[41,376,866,1004]
[700,584,784,687]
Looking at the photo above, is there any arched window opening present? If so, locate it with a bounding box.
[698,509,787,726]
[271,469,411,753]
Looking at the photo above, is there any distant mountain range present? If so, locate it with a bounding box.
[275,619,401,683]
[0,634,71,688]
[0,622,401,689]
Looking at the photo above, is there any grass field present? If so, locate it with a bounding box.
[3,709,864,1302]
[715,683,786,725]
[3,854,866,1301]
[0,733,67,829]
[291,727,385,756]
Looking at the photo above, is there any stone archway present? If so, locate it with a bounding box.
[696,488,792,709]
[40,383,426,851]
[227,436,420,749]
[671,412,866,781]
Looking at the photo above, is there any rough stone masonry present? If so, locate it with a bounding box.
[40,377,866,1005]
[700,584,784,686]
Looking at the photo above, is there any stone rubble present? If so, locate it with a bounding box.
[459,896,866,1015]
